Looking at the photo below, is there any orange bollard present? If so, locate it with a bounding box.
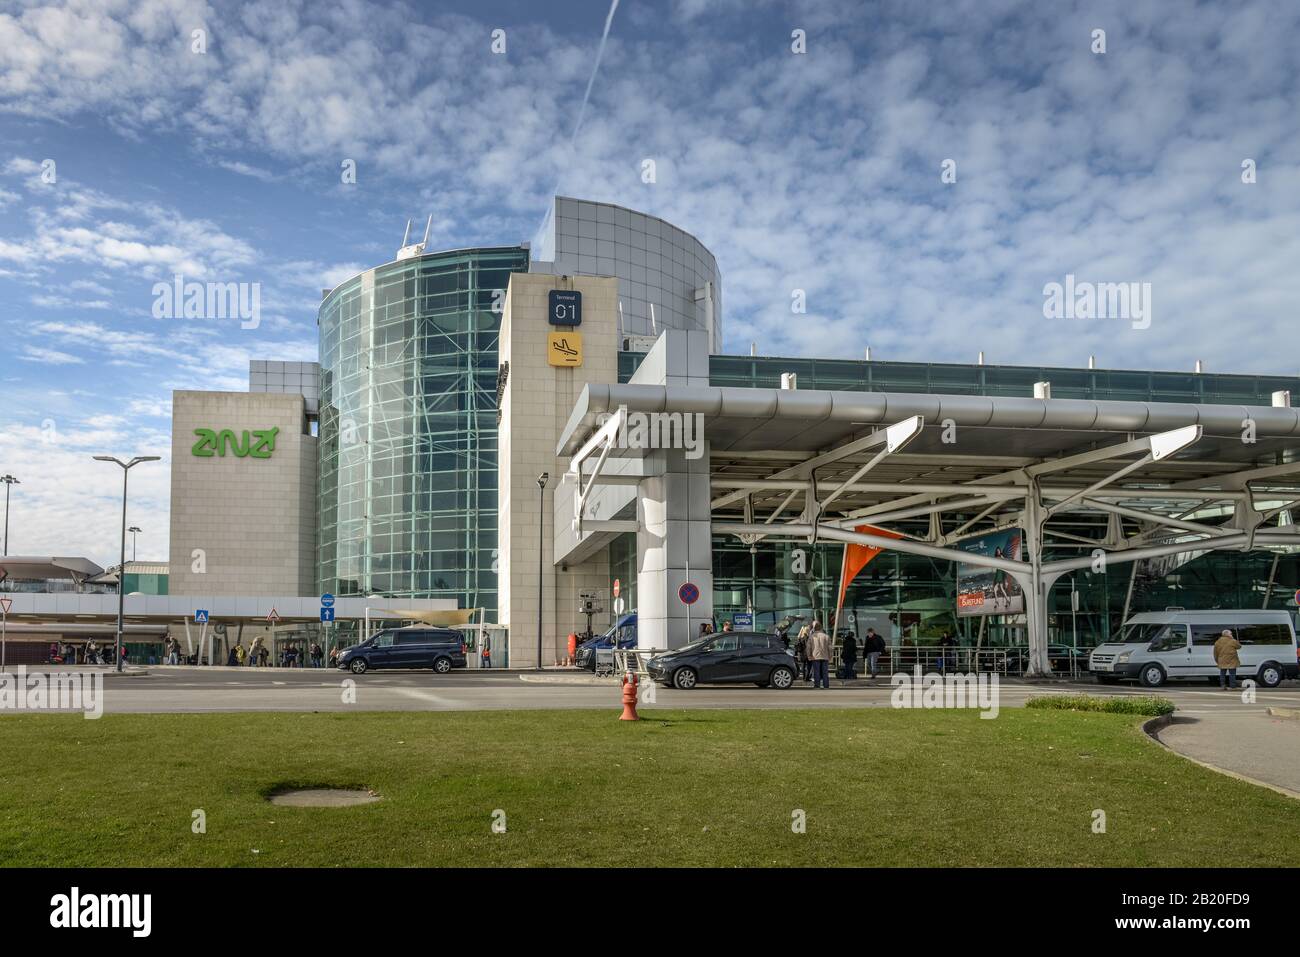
[619,672,640,721]
[567,632,577,666]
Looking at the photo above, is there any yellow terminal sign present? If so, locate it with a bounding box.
[548,330,583,367]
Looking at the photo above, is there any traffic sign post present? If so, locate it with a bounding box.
[194,610,210,665]
[0,596,10,671]
[267,608,280,666]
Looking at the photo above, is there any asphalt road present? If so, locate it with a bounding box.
[9,665,1299,715]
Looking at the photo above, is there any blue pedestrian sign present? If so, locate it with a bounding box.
[320,593,335,607]
[320,608,335,623]
[194,609,210,623]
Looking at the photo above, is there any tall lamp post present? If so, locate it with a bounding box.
[94,456,160,671]
[1,474,19,556]
[536,472,548,670]
[128,526,142,562]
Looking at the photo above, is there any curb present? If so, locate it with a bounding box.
[518,673,614,686]
[1267,706,1300,721]
[1143,713,1300,801]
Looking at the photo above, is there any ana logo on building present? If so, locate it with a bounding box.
[192,427,279,458]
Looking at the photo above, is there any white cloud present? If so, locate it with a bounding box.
[20,345,84,364]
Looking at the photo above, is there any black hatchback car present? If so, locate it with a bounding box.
[646,631,797,689]
[338,628,467,674]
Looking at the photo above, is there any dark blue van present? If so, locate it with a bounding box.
[575,613,637,671]
[338,628,467,674]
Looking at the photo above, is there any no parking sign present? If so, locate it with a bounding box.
[678,582,700,605]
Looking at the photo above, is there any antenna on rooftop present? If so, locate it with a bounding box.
[397,215,432,261]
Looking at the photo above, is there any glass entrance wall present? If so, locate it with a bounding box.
[710,534,1300,648]
[318,246,529,607]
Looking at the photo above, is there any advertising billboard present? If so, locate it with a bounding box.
[956,528,1025,617]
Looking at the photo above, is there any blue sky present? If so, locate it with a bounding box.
[1,0,1298,563]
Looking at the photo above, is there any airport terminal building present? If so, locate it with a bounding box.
[5,195,1300,673]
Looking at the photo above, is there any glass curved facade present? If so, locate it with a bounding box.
[317,246,529,606]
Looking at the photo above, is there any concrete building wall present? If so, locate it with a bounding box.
[168,391,317,597]
[622,331,714,650]
[530,196,721,352]
[498,273,621,666]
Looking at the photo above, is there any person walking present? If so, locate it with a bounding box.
[480,638,492,670]
[807,620,832,689]
[938,631,957,673]
[1213,628,1242,690]
[795,624,810,683]
[328,645,340,669]
[234,641,246,667]
[310,641,323,668]
[865,628,885,678]
[248,636,263,667]
[840,631,858,679]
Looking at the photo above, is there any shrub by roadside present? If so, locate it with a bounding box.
[1026,694,1174,717]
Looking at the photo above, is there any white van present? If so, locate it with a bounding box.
[1089,610,1299,688]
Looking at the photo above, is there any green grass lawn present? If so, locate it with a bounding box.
[1,708,1296,867]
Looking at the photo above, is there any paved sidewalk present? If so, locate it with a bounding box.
[1155,711,1300,798]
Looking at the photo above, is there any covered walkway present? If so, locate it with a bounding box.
[558,348,1300,673]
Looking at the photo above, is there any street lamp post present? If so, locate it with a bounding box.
[1,474,19,556]
[536,472,548,670]
[94,456,160,672]
[128,526,142,562]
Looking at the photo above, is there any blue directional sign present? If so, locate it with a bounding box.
[194,609,210,623]
[320,593,335,607]
[320,608,335,623]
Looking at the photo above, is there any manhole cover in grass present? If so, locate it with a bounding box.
[268,788,380,807]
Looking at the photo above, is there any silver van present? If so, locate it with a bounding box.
[1089,610,1299,688]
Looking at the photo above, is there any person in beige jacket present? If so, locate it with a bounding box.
[1212,629,1242,689]
[806,620,832,689]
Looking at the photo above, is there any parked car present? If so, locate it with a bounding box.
[999,644,1093,675]
[1089,610,1299,688]
[646,631,798,689]
[575,613,637,671]
[337,627,467,674]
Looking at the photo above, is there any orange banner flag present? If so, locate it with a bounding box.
[833,525,903,631]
